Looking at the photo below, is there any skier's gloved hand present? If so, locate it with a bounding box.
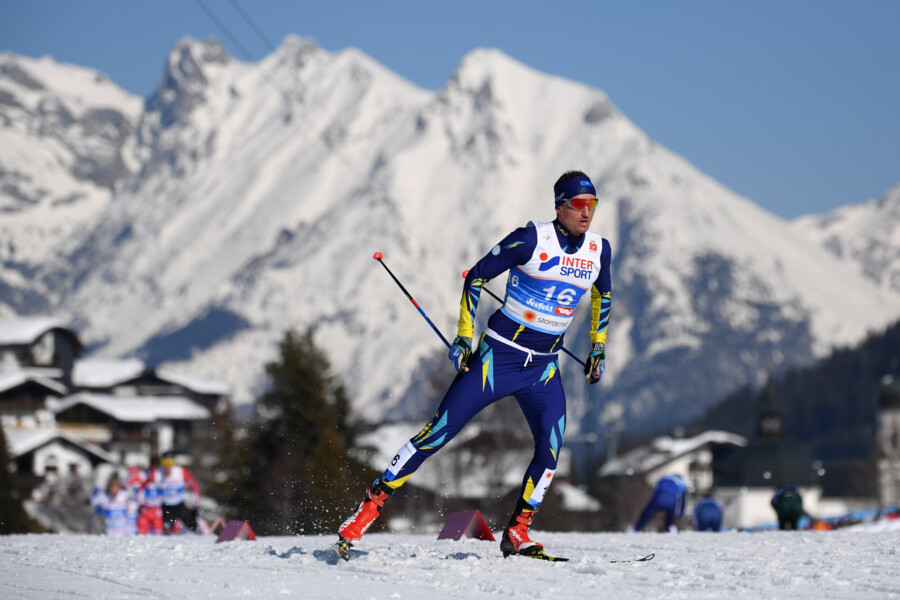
[584,342,605,384]
[448,336,472,372]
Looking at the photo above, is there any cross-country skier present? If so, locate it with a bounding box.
[140,450,201,534]
[692,493,723,532]
[337,170,613,559]
[630,474,688,532]
[92,475,137,536]
[135,457,164,535]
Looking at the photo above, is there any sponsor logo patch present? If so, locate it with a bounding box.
[538,256,560,272]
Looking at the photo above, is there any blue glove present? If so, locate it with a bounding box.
[448,336,472,372]
[584,342,605,384]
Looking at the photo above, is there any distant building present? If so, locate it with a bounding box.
[712,377,873,529]
[0,371,68,425]
[0,316,230,525]
[598,430,748,491]
[50,392,211,466]
[0,317,82,384]
[4,426,114,490]
[878,376,900,507]
[595,430,747,531]
[72,358,230,413]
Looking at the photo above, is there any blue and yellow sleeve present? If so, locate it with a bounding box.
[456,224,536,339]
[589,238,613,345]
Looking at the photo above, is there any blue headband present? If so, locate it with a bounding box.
[554,176,596,207]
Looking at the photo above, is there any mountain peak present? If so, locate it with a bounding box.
[149,37,231,127]
[167,37,230,69]
[450,47,536,89]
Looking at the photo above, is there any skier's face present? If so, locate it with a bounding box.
[555,193,597,236]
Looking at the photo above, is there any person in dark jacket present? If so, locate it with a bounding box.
[771,484,804,530]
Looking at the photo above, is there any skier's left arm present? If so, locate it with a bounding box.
[585,239,612,384]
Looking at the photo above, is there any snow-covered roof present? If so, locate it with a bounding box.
[71,358,146,388]
[70,359,229,396]
[599,430,748,477]
[3,425,115,462]
[154,367,230,395]
[555,481,602,512]
[51,392,210,422]
[0,371,69,396]
[0,316,78,346]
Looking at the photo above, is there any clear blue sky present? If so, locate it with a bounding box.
[2,0,898,219]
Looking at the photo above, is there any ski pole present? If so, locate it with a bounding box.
[462,270,585,367]
[374,252,452,349]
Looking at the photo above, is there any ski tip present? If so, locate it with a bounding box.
[373,252,383,260]
[461,270,469,278]
[609,553,655,563]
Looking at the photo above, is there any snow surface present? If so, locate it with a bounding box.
[1,525,899,599]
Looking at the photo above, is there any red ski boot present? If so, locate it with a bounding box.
[336,482,391,559]
[500,507,543,557]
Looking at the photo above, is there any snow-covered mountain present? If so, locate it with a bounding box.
[793,183,900,296]
[0,52,143,310]
[2,37,899,439]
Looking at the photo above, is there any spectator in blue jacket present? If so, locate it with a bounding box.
[692,493,723,532]
[630,474,688,532]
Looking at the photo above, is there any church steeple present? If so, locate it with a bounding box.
[756,375,783,441]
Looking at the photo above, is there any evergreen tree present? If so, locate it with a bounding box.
[0,426,42,534]
[219,329,377,535]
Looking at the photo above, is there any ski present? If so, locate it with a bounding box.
[504,548,569,562]
[333,538,352,562]
[527,552,569,562]
[609,553,655,563]
[509,551,654,563]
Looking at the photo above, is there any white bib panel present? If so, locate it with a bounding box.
[501,221,603,335]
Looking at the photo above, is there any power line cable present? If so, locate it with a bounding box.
[193,0,256,61]
[227,0,279,52]
[192,0,357,170]
[192,0,299,112]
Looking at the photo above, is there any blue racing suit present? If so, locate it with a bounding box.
[377,219,612,510]
[692,496,723,532]
[634,474,688,531]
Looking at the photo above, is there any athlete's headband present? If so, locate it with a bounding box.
[554,176,596,207]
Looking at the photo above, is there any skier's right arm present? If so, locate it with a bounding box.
[456,224,535,339]
[450,224,535,369]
